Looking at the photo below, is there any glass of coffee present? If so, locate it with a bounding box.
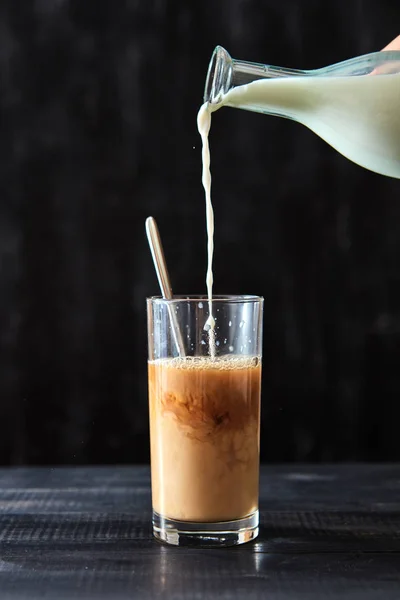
[147,295,263,547]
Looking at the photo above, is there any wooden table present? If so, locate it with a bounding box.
[0,465,400,598]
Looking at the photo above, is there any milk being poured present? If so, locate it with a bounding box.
[197,105,215,327]
[197,104,216,357]
[197,69,400,353]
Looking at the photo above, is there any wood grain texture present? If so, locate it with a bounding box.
[1,465,400,598]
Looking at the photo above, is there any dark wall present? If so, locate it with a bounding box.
[0,0,399,465]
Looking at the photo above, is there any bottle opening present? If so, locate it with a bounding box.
[204,46,233,104]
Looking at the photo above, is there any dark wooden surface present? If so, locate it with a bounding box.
[1,465,400,598]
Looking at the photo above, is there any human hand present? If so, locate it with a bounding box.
[382,35,400,51]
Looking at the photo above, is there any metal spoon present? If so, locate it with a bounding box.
[145,217,186,358]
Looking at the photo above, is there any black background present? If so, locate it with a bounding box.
[0,0,399,465]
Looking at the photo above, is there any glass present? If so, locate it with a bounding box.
[203,46,400,179]
[147,295,263,547]
[204,45,400,106]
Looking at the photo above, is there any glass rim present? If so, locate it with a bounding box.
[147,294,263,304]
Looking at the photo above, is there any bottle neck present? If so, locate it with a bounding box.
[231,59,305,87]
[204,46,305,105]
[204,46,400,106]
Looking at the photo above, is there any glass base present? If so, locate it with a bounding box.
[152,510,259,547]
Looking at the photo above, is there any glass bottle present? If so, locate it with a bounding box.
[204,46,400,178]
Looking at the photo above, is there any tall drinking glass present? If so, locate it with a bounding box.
[147,295,263,547]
